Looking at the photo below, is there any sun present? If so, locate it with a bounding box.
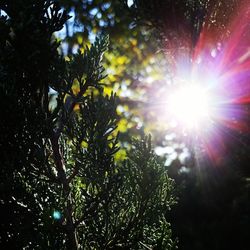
[168,84,211,130]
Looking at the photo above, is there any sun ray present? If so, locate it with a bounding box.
[154,0,250,164]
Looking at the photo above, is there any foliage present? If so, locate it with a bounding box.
[55,0,169,144]
[51,1,250,249]
[0,1,175,249]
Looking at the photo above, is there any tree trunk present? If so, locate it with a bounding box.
[66,226,79,250]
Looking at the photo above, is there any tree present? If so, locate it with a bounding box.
[0,1,176,249]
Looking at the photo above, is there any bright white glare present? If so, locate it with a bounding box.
[168,85,211,129]
[127,0,134,7]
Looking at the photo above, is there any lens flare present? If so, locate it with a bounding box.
[168,85,211,129]
[52,210,61,220]
[160,0,250,165]
[164,1,250,134]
